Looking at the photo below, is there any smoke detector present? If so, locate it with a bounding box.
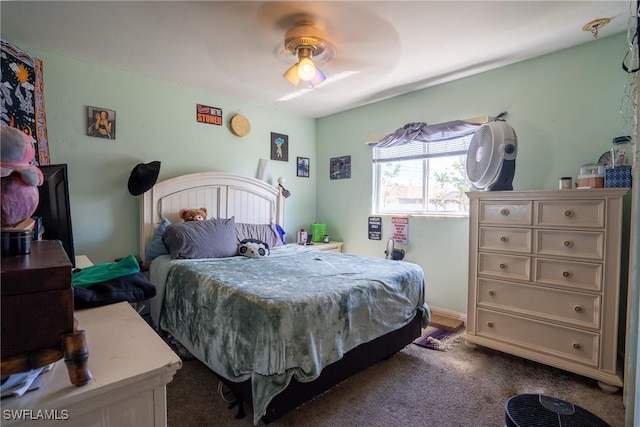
[582,18,611,38]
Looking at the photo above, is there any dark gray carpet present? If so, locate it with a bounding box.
[166,331,626,426]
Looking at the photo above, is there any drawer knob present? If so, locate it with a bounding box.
[574,305,584,313]
[572,342,582,350]
[487,321,494,328]
[500,236,508,243]
[500,209,510,216]
[563,240,573,248]
[499,263,507,270]
[488,290,496,296]
[562,271,572,278]
[564,210,574,217]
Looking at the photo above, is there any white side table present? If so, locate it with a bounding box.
[74,255,93,269]
[1,302,182,426]
[287,242,343,253]
[309,241,343,252]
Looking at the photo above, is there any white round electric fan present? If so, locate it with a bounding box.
[465,121,517,191]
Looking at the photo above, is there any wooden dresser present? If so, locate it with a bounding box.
[1,241,74,374]
[464,189,628,392]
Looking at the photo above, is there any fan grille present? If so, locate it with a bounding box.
[466,124,495,183]
[505,394,610,427]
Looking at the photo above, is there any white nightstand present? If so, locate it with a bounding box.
[292,241,343,252]
[1,302,181,426]
[74,255,93,268]
[312,241,343,252]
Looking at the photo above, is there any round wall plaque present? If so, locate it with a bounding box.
[230,114,251,137]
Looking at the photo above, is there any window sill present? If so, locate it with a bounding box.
[372,212,469,219]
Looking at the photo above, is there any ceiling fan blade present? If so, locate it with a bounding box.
[283,63,300,86]
[309,68,326,87]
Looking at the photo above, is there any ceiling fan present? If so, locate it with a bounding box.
[282,21,334,88]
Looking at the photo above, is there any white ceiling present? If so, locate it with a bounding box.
[0,1,631,118]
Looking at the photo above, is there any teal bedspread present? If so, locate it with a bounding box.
[150,245,429,424]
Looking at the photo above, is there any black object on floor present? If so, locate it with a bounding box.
[505,394,611,427]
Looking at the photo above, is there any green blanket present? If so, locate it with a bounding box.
[72,254,140,288]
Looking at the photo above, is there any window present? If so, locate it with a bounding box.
[372,129,473,216]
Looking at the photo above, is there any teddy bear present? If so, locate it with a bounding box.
[179,207,208,222]
[0,126,44,226]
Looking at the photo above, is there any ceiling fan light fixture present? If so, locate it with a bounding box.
[282,21,332,88]
[297,56,316,81]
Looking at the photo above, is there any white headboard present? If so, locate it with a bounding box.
[140,172,285,258]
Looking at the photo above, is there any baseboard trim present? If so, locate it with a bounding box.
[429,305,466,323]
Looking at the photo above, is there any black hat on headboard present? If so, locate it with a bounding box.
[127,161,161,196]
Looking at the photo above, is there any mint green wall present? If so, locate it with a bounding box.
[316,33,629,314]
[11,45,317,264]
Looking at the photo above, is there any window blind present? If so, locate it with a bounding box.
[373,134,473,163]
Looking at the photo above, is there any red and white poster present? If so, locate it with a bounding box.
[391,216,408,244]
[196,104,222,125]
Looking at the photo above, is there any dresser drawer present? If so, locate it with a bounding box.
[476,309,599,367]
[535,200,605,228]
[477,278,600,329]
[479,227,532,253]
[534,258,602,292]
[478,252,531,281]
[479,201,532,225]
[535,230,604,260]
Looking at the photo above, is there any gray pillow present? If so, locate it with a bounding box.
[162,217,237,259]
[235,222,283,247]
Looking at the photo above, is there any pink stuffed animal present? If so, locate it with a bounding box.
[0,126,43,227]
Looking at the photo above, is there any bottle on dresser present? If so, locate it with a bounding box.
[297,229,308,245]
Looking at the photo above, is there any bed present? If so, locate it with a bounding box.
[140,172,429,424]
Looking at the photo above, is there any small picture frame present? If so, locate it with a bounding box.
[330,155,351,180]
[297,157,310,177]
[87,106,116,139]
[270,132,288,162]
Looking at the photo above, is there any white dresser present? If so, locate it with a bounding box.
[464,189,628,392]
[2,302,182,426]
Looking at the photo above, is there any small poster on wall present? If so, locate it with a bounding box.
[391,216,408,244]
[297,157,309,177]
[87,106,116,139]
[368,216,382,240]
[270,132,289,162]
[330,155,351,179]
[196,104,222,125]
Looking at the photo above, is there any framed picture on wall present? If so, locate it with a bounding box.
[270,132,288,162]
[330,155,351,179]
[297,157,310,177]
[87,106,116,139]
